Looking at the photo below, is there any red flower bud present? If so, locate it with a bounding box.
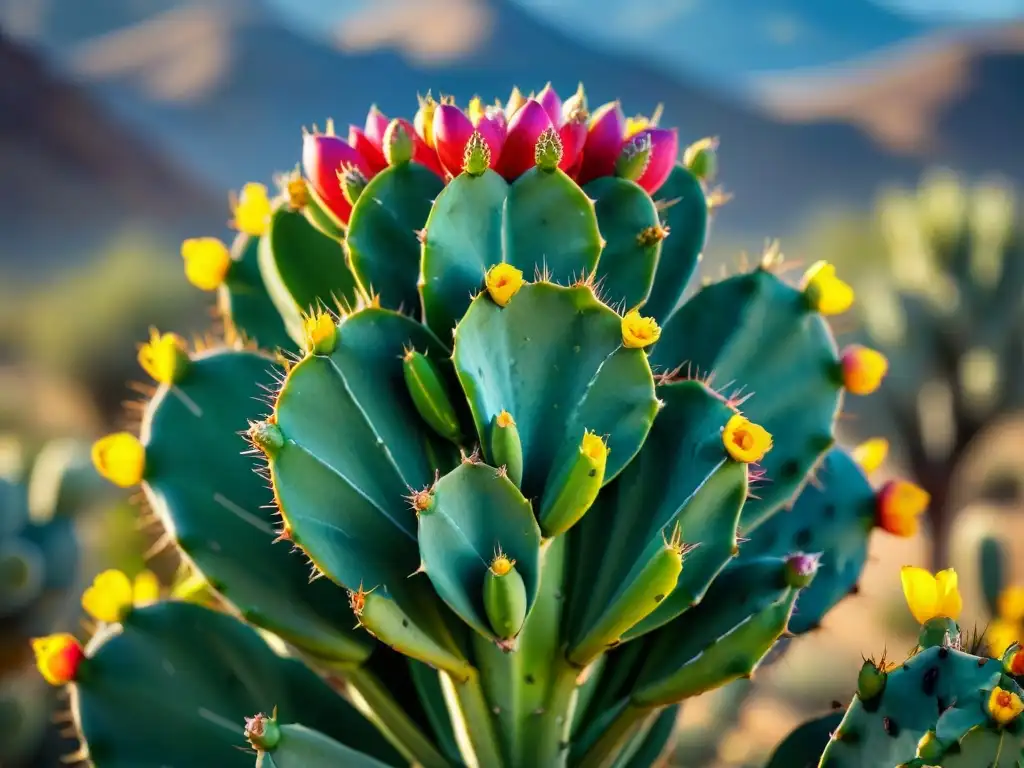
[536,82,562,126]
[347,125,387,175]
[433,104,476,177]
[364,106,389,150]
[630,127,678,194]
[558,114,587,172]
[302,131,371,225]
[497,99,553,181]
[576,101,626,184]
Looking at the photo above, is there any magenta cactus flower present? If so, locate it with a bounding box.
[576,100,626,185]
[630,127,679,194]
[535,82,562,126]
[301,128,372,225]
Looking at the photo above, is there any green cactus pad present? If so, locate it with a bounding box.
[346,163,445,313]
[630,557,801,706]
[258,198,361,345]
[585,177,660,311]
[650,269,841,529]
[420,169,508,340]
[416,461,542,641]
[253,723,395,768]
[141,347,372,663]
[765,712,843,768]
[568,381,745,644]
[737,447,874,634]
[819,646,1006,767]
[452,282,658,507]
[504,167,602,286]
[421,167,603,343]
[641,165,708,322]
[269,309,464,658]
[623,704,680,768]
[74,601,402,768]
[219,232,292,351]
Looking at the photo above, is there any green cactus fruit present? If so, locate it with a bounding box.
[919,616,962,649]
[568,529,684,667]
[420,165,602,342]
[736,446,875,633]
[73,601,402,767]
[540,429,609,538]
[483,552,529,640]
[142,346,372,663]
[249,721,396,768]
[488,411,524,487]
[857,658,888,701]
[258,197,361,345]
[630,556,809,707]
[415,460,541,642]
[401,348,464,443]
[586,176,661,312]
[570,381,745,644]
[640,165,707,323]
[454,282,658,506]
[818,646,1008,767]
[650,269,841,529]
[346,163,444,311]
[219,232,293,351]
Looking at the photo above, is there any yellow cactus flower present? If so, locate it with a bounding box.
[137,329,189,385]
[232,182,272,236]
[496,410,515,428]
[901,566,962,625]
[990,619,1023,659]
[722,413,773,464]
[82,569,160,623]
[841,345,889,395]
[801,260,855,316]
[303,310,337,355]
[852,437,889,474]
[621,310,661,349]
[485,264,524,307]
[876,480,930,537]
[999,586,1024,624]
[581,430,609,467]
[181,237,232,291]
[286,175,309,210]
[490,553,516,576]
[91,433,145,488]
[988,686,1024,726]
[31,633,84,686]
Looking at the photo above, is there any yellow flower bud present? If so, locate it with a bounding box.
[137,329,189,385]
[876,480,929,537]
[900,566,962,625]
[31,633,84,686]
[232,182,272,236]
[722,413,773,463]
[841,345,889,395]
[621,309,661,349]
[852,437,888,474]
[181,237,232,291]
[485,263,524,307]
[801,260,854,315]
[91,433,146,488]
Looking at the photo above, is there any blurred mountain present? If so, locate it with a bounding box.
[0,26,219,275]
[2,0,1022,259]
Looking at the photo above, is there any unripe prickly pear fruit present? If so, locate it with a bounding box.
[856,658,887,701]
[402,348,462,443]
[683,137,718,182]
[540,430,608,537]
[534,127,563,171]
[483,552,528,641]
[490,411,523,487]
[615,133,653,182]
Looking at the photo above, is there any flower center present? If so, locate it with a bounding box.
[998,691,1012,708]
[733,430,754,451]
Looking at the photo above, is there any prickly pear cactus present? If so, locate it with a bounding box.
[36,84,925,768]
[778,565,1024,767]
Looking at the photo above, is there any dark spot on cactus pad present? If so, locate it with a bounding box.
[525,674,535,684]
[589,469,597,477]
[402,619,409,627]
[836,728,859,744]
[779,459,800,479]
[848,584,860,595]
[921,666,939,696]
[823,503,836,519]
[902,663,911,672]
[938,647,949,659]
[882,717,900,737]
[978,657,989,666]
[937,696,948,715]
[654,594,665,602]
[794,527,812,547]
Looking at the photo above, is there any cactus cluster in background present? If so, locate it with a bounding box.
[845,169,1024,570]
[31,83,948,767]
[1,439,97,767]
